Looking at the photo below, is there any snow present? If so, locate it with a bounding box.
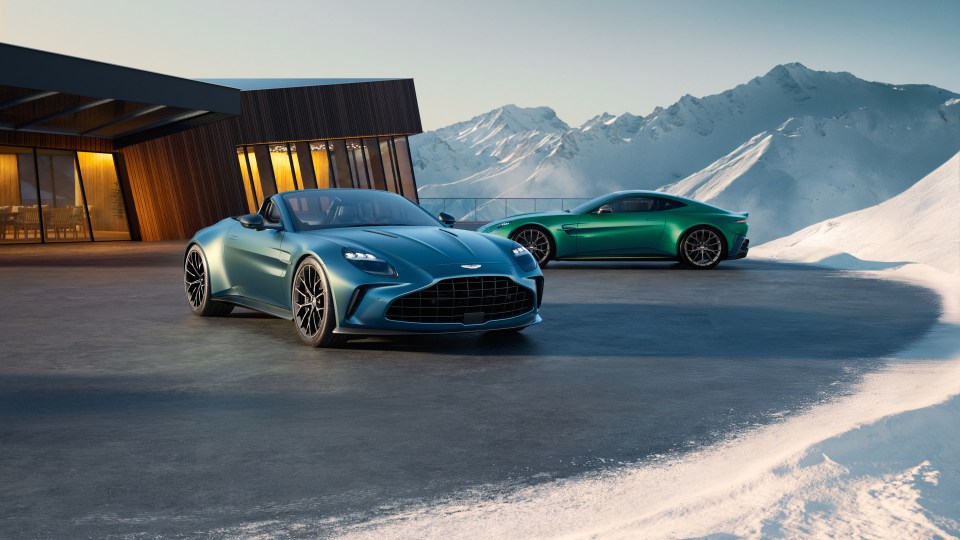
[411,64,960,242]
[754,152,960,274]
[331,154,960,539]
[330,264,960,540]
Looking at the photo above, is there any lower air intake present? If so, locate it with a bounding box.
[386,276,534,324]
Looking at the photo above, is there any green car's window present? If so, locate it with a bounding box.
[606,196,657,213]
[281,190,441,230]
[658,198,687,211]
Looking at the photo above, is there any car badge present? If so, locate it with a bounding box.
[461,264,482,269]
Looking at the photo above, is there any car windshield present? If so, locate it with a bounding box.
[569,194,614,214]
[281,190,442,231]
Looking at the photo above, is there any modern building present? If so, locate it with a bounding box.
[0,43,422,244]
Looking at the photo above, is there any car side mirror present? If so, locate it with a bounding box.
[438,212,457,226]
[596,205,613,215]
[239,213,265,229]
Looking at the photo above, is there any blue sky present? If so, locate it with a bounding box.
[1,0,957,129]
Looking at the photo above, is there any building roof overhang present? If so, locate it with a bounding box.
[0,43,240,148]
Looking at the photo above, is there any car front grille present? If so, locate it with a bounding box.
[386,276,535,324]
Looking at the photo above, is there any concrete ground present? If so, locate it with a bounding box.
[0,242,940,538]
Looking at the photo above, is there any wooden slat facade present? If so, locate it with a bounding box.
[2,78,423,242]
[237,79,422,144]
[121,118,246,241]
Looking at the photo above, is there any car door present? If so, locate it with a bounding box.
[574,195,666,256]
[223,199,289,306]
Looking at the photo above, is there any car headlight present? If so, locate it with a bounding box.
[342,248,397,277]
[485,221,511,233]
[511,244,538,272]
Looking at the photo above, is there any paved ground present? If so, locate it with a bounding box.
[0,242,941,538]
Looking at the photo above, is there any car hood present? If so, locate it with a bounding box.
[304,226,514,268]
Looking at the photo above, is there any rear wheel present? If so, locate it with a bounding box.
[511,226,554,266]
[292,258,346,347]
[184,245,234,316]
[678,227,725,270]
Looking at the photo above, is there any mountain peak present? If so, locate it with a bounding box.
[768,62,812,74]
[475,104,569,133]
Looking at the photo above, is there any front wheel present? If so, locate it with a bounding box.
[292,258,346,347]
[678,227,725,270]
[184,245,234,316]
[511,227,554,267]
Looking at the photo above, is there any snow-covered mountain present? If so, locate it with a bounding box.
[411,64,960,242]
[753,152,959,274]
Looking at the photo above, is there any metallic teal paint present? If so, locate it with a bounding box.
[186,189,543,335]
[479,191,749,265]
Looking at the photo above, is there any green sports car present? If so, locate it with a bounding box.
[185,189,543,347]
[478,191,749,269]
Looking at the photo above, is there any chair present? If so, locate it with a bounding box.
[48,208,75,239]
[0,206,13,240]
[14,207,40,239]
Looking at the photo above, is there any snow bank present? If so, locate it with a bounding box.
[754,152,960,274]
[332,263,959,539]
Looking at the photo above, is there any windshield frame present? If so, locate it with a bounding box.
[278,189,444,232]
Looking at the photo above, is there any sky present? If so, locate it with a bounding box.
[1,0,957,130]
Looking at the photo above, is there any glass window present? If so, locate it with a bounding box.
[270,143,298,193]
[606,196,657,213]
[252,145,278,197]
[36,149,91,242]
[347,139,369,189]
[76,152,131,241]
[363,138,387,191]
[379,138,399,194]
[244,146,267,202]
[659,198,687,211]
[290,143,317,190]
[392,137,418,203]
[237,147,257,213]
[0,146,40,243]
[310,142,332,189]
[0,147,130,243]
[329,140,352,189]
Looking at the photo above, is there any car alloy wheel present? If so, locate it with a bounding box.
[185,249,206,310]
[681,228,723,269]
[294,263,326,338]
[292,258,345,347]
[512,227,553,265]
[184,245,233,316]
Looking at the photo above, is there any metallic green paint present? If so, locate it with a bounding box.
[479,191,749,266]
[186,189,543,336]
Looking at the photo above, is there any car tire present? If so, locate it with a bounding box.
[510,226,554,267]
[292,257,347,347]
[678,226,726,270]
[184,245,234,317]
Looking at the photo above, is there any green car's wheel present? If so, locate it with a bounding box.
[292,258,346,347]
[679,226,725,270]
[511,226,554,266]
[184,245,234,317]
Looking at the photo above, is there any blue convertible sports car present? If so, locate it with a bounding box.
[184,189,544,347]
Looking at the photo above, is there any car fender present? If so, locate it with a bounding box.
[186,218,235,296]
